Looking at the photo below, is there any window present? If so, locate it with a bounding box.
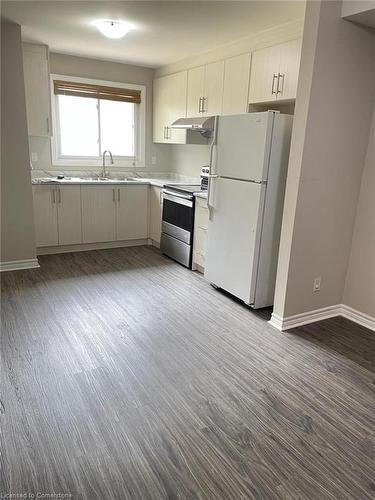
[51,75,145,167]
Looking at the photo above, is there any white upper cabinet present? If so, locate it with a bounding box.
[23,44,51,137]
[153,38,301,141]
[222,53,252,115]
[277,38,302,101]
[248,38,302,104]
[203,61,225,116]
[186,61,224,117]
[153,71,187,144]
[186,66,205,118]
[248,44,281,104]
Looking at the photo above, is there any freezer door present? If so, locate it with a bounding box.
[214,112,274,181]
[204,177,266,304]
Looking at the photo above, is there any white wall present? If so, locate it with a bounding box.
[1,23,36,264]
[155,18,304,78]
[273,0,375,319]
[343,106,375,317]
[29,52,171,173]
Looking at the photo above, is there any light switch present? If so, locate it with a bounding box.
[31,152,38,162]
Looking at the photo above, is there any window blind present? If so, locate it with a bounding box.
[53,80,141,104]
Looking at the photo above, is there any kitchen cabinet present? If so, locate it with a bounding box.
[149,186,163,245]
[33,185,58,247]
[186,61,224,117]
[192,196,209,272]
[248,38,302,104]
[116,185,148,241]
[186,66,205,118]
[153,71,187,144]
[222,53,251,115]
[81,186,116,244]
[33,184,151,250]
[33,185,82,247]
[57,186,82,245]
[23,44,51,137]
[277,38,302,101]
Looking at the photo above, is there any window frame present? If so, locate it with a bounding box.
[50,74,146,169]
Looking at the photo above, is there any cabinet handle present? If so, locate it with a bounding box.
[277,73,285,94]
[118,188,120,202]
[198,97,202,113]
[159,190,163,205]
[202,97,207,113]
[46,117,50,134]
[271,74,278,94]
[112,188,116,202]
[58,188,61,204]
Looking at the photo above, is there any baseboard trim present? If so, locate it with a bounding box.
[341,304,375,332]
[269,304,375,333]
[0,258,40,272]
[37,239,149,255]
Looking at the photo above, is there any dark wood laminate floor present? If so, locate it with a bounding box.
[1,246,375,500]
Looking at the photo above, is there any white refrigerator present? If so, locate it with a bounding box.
[204,111,293,308]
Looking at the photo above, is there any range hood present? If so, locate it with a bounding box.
[171,116,215,130]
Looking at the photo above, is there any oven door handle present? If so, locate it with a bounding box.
[163,190,194,203]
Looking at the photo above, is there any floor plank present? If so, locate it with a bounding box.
[1,246,374,499]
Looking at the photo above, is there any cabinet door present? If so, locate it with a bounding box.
[81,186,116,243]
[32,186,58,247]
[116,185,148,241]
[23,44,51,137]
[153,76,169,143]
[166,71,188,144]
[203,61,224,116]
[248,44,280,104]
[222,53,251,115]
[148,186,163,244]
[56,186,82,245]
[186,66,205,118]
[277,38,302,101]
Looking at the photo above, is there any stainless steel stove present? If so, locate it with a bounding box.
[160,184,204,268]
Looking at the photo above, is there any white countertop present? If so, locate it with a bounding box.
[31,176,196,188]
[194,191,208,199]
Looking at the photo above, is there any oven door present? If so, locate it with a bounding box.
[162,190,194,245]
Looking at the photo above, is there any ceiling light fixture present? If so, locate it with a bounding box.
[93,20,132,39]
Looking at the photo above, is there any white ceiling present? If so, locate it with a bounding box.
[1,1,305,68]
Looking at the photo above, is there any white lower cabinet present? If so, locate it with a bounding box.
[193,196,209,271]
[33,185,58,247]
[116,185,148,241]
[148,186,163,245]
[57,186,82,245]
[33,185,82,247]
[33,184,156,250]
[81,186,117,244]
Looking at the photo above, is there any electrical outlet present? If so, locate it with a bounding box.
[31,152,38,162]
[151,156,157,165]
[313,277,321,292]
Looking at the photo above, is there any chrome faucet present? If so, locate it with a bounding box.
[101,150,114,178]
